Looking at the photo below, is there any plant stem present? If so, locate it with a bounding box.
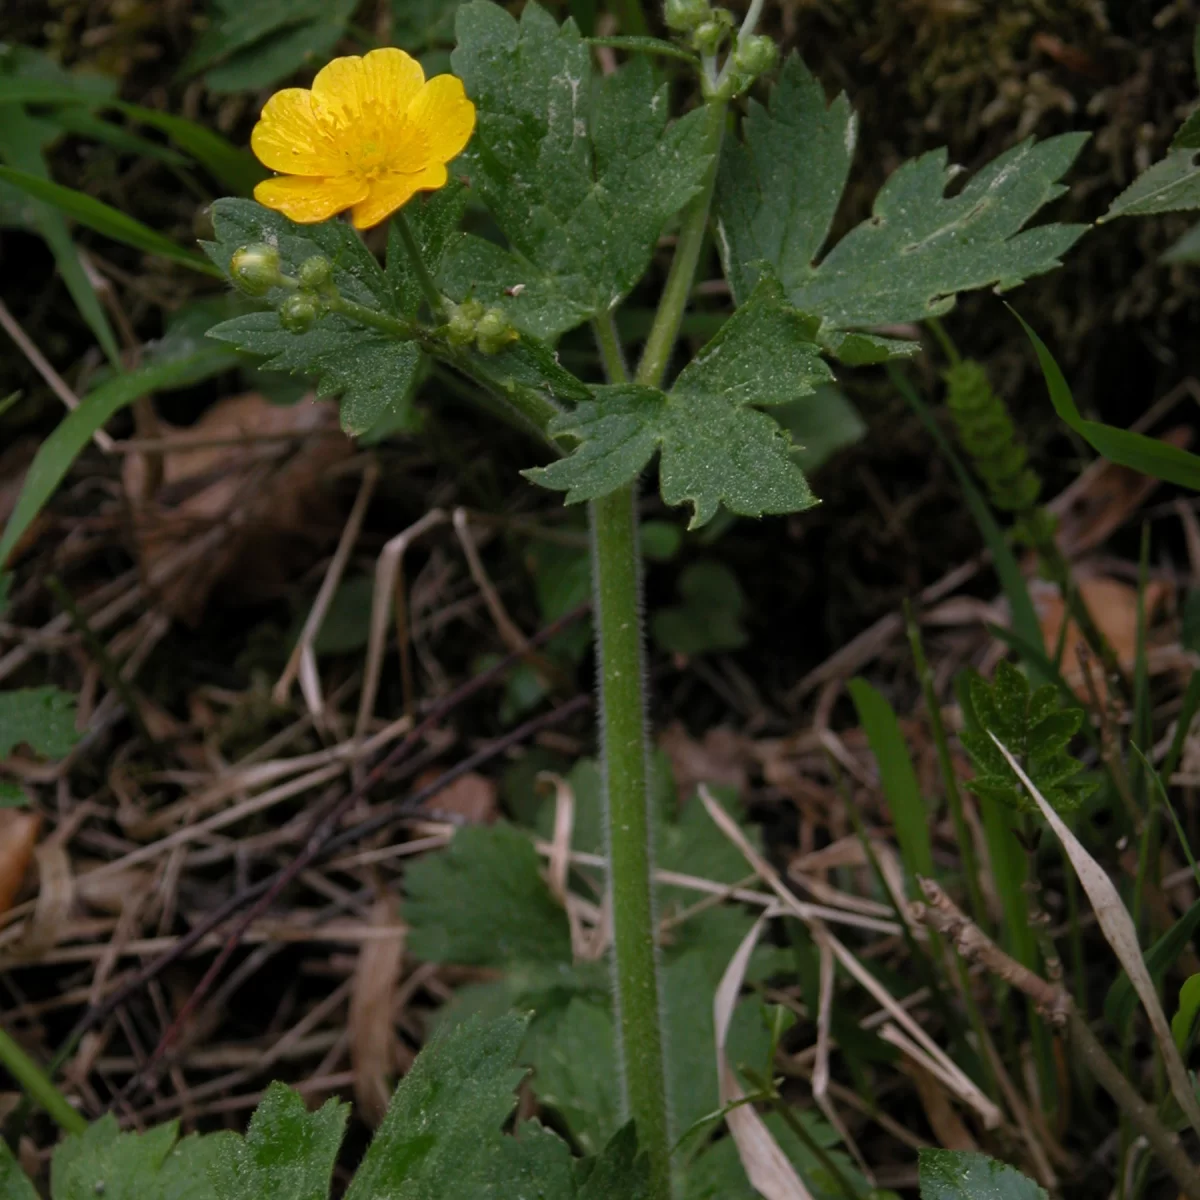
[0,1025,86,1136]
[589,95,727,1200]
[591,484,668,1196]
[635,100,726,389]
[392,208,446,317]
[324,294,420,340]
[1069,1009,1200,1200]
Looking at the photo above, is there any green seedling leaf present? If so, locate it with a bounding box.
[0,687,80,759]
[849,678,934,887]
[1016,308,1200,490]
[1174,972,1200,1052]
[1103,149,1200,219]
[0,167,219,274]
[959,660,1095,817]
[51,1116,220,1200]
[405,823,573,966]
[717,55,1087,332]
[204,198,422,436]
[1104,897,1200,1029]
[444,2,711,339]
[528,279,829,526]
[208,1085,346,1200]
[919,1149,1046,1200]
[0,342,239,568]
[652,560,748,655]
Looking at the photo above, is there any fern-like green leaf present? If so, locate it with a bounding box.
[959,660,1095,816]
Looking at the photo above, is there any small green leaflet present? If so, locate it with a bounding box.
[204,198,422,436]
[404,823,573,966]
[528,280,830,527]
[50,1116,221,1200]
[1173,972,1200,1052]
[208,1086,346,1200]
[0,687,81,760]
[1103,148,1200,220]
[444,1,711,339]
[959,660,1095,817]
[918,1149,1046,1200]
[716,55,1088,332]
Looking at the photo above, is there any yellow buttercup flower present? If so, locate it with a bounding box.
[250,48,476,230]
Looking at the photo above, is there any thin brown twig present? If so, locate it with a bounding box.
[911,877,1200,1200]
[84,604,590,1106]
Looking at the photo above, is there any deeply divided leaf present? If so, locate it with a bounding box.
[959,660,1095,816]
[203,198,422,435]
[444,1,711,339]
[207,1085,347,1200]
[716,56,1088,332]
[1104,148,1200,219]
[527,280,829,526]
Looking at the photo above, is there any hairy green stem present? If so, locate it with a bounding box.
[591,484,668,1194]
[0,1025,86,1136]
[392,208,446,316]
[589,96,727,1200]
[635,100,726,389]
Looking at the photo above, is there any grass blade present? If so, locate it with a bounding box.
[0,167,221,275]
[992,733,1200,1137]
[1014,306,1200,490]
[848,678,935,889]
[889,365,1042,655]
[0,344,239,568]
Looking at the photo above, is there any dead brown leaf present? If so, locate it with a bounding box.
[907,1060,980,1151]
[659,721,752,805]
[420,771,497,823]
[1048,427,1191,559]
[0,809,40,916]
[1033,576,1169,702]
[349,899,406,1127]
[122,392,353,625]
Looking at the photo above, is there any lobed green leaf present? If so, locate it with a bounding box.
[717,56,1088,333]
[444,1,711,339]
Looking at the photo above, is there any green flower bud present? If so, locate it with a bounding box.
[691,8,732,56]
[664,0,709,33]
[230,243,282,296]
[279,291,322,334]
[297,255,334,291]
[475,308,518,355]
[732,33,778,78]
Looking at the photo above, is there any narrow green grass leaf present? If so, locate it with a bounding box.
[0,167,219,274]
[889,365,1042,654]
[1015,307,1200,490]
[849,678,935,887]
[1174,974,1200,1052]
[0,344,239,567]
[0,107,120,365]
[1103,897,1200,1029]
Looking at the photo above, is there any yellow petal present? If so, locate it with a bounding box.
[311,48,426,133]
[406,75,477,165]
[254,174,368,224]
[251,88,341,176]
[349,164,448,229]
